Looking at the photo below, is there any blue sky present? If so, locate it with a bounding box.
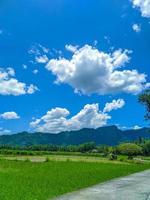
[0,0,149,134]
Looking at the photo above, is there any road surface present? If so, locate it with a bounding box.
[54,169,150,200]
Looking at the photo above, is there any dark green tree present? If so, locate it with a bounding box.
[117,143,142,156]
[142,141,150,156]
[139,89,150,120]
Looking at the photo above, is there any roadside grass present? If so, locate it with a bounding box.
[0,159,150,200]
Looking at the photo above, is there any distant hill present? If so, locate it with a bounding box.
[0,125,150,146]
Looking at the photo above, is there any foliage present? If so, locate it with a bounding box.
[2,139,150,157]
[142,141,150,156]
[117,143,142,156]
[0,126,150,147]
[108,153,117,160]
[139,89,150,120]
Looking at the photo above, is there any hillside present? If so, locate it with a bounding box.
[0,126,150,146]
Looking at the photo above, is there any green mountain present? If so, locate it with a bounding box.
[0,126,150,146]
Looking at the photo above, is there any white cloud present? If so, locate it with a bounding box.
[132,24,141,32]
[38,44,49,54]
[0,67,38,95]
[103,99,125,113]
[30,99,125,133]
[22,64,27,70]
[28,45,40,56]
[118,124,143,130]
[65,44,79,53]
[46,45,148,95]
[0,127,11,135]
[33,69,38,74]
[0,111,20,120]
[7,67,15,76]
[35,55,49,64]
[131,0,150,18]
[29,44,49,64]
[133,125,142,130]
[27,84,38,94]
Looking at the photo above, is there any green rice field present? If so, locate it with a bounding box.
[0,158,150,200]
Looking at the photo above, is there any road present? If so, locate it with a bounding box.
[54,169,150,200]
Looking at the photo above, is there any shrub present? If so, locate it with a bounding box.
[45,157,50,162]
[24,158,30,162]
[142,141,150,156]
[117,143,142,156]
[108,153,117,160]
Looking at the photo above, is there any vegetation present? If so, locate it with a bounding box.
[139,89,150,120]
[116,143,142,157]
[0,159,150,200]
[1,139,150,158]
[0,125,149,147]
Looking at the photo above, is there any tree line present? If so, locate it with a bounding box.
[0,139,150,157]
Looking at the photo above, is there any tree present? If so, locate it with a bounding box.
[78,142,96,153]
[142,141,150,156]
[97,145,110,156]
[117,143,142,156]
[138,89,150,120]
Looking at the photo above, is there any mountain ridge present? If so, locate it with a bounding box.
[0,125,149,146]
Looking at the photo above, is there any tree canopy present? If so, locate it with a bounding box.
[139,89,150,120]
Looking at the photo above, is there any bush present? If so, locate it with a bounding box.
[24,158,30,162]
[117,143,142,156]
[142,141,150,156]
[45,157,50,162]
[108,153,117,160]
[119,157,125,162]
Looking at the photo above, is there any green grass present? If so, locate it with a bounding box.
[0,159,150,200]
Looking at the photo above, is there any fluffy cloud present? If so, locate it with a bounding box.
[0,67,38,95]
[132,24,141,32]
[35,55,49,64]
[131,0,150,18]
[0,127,11,135]
[32,69,38,74]
[133,125,142,130]
[30,99,125,133]
[65,44,79,53]
[22,64,27,70]
[0,111,20,120]
[29,44,49,64]
[103,99,125,113]
[46,45,148,95]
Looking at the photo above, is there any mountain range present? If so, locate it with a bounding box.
[0,126,150,146]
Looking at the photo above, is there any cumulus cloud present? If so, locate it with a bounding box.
[32,69,38,74]
[46,45,148,95]
[131,0,150,18]
[0,127,11,135]
[0,111,20,120]
[30,99,125,133]
[29,44,49,64]
[27,84,38,94]
[65,44,79,53]
[22,64,27,70]
[132,24,141,32]
[0,67,38,95]
[35,55,49,64]
[103,99,125,113]
[133,125,142,130]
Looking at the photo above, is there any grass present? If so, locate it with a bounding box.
[0,159,150,200]
[0,154,115,163]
